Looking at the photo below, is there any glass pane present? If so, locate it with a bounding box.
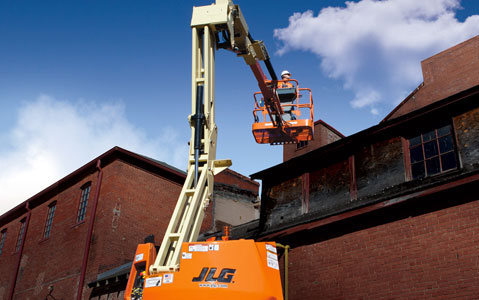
[409,135,421,147]
[412,163,425,179]
[437,124,451,137]
[441,152,457,171]
[426,157,440,175]
[410,146,424,163]
[423,130,436,142]
[438,135,454,153]
[424,141,438,158]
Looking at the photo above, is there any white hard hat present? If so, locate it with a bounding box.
[281,70,291,77]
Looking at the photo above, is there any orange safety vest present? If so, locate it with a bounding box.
[277,79,294,89]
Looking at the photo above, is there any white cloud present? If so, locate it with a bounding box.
[274,0,479,115]
[0,95,187,215]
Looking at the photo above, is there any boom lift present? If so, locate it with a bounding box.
[125,1,314,299]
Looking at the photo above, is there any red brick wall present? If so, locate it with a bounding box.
[215,169,259,195]
[0,217,28,299]
[283,121,343,161]
[0,156,259,300]
[81,160,183,296]
[386,36,479,120]
[1,171,98,300]
[0,159,185,300]
[282,198,479,299]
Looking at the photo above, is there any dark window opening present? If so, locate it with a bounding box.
[43,202,56,239]
[0,229,6,256]
[77,183,91,223]
[15,219,26,253]
[297,140,308,149]
[408,124,458,180]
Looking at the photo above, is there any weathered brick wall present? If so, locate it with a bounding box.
[281,196,479,299]
[0,157,256,300]
[263,136,405,231]
[309,159,350,212]
[215,169,259,195]
[454,106,479,170]
[0,217,28,300]
[355,136,405,199]
[83,160,183,296]
[0,159,184,300]
[263,176,303,228]
[8,172,98,300]
[283,122,343,162]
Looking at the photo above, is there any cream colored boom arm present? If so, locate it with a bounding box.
[150,0,268,274]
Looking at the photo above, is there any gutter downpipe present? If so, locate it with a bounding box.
[8,201,32,300]
[76,159,103,300]
[276,243,290,300]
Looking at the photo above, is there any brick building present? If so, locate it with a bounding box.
[0,146,259,300]
[249,36,479,299]
[2,35,478,300]
[283,120,344,162]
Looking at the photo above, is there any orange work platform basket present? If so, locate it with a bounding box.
[252,79,314,145]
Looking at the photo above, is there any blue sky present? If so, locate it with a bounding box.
[1,0,479,214]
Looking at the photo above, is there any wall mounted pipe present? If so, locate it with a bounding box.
[276,243,290,300]
[8,201,32,300]
[76,159,103,300]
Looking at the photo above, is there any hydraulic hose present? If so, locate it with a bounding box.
[248,32,278,81]
[193,85,204,187]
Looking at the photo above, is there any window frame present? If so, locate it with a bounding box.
[15,219,26,253]
[0,229,7,256]
[404,121,459,181]
[42,201,57,240]
[296,140,308,150]
[76,182,91,224]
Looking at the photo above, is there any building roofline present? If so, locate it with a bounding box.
[219,168,260,187]
[251,85,479,181]
[0,146,186,226]
[314,119,345,138]
[381,82,424,122]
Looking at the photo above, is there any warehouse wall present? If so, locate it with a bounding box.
[281,186,479,299]
[0,158,183,300]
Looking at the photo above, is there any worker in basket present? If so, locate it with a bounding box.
[276,70,297,121]
[278,70,294,88]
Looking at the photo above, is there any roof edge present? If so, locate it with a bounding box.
[315,119,346,138]
[0,146,185,225]
[381,82,424,122]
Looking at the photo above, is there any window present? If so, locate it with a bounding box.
[43,202,56,239]
[297,140,308,149]
[408,124,458,180]
[77,183,91,223]
[15,219,26,253]
[0,229,6,256]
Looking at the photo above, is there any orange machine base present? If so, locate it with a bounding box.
[126,240,284,300]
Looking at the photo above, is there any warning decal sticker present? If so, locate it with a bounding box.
[207,244,220,251]
[267,251,277,261]
[189,244,209,252]
[265,244,277,253]
[266,244,279,270]
[145,277,162,288]
[135,253,144,262]
[163,273,174,284]
[267,257,279,270]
